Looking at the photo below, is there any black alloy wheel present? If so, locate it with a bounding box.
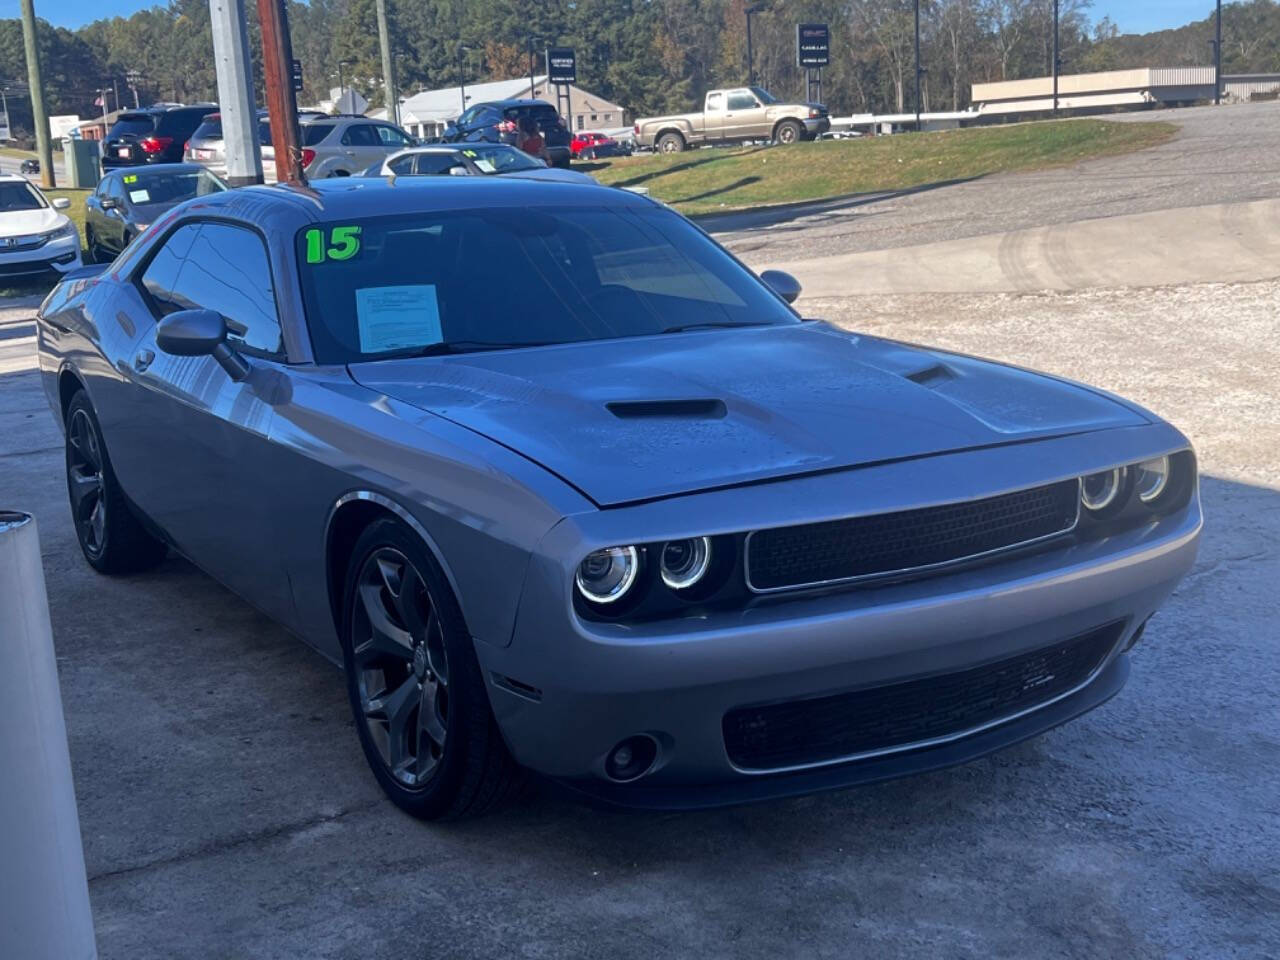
[67,406,107,561]
[341,518,525,819]
[350,546,451,788]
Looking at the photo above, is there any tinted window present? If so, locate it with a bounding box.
[107,113,157,138]
[341,123,379,146]
[727,93,759,110]
[463,106,500,129]
[461,144,540,173]
[415,153,464,175]
[140,223,202,314]
[387,154,415,175]
[376,125,411,146]
[295,205,798,362]
[190,116,223,141]
[157,108,213,137]
[301,123,335,146]
[126,169,226,207]
[170,223,282,354]
[257,120,273,146]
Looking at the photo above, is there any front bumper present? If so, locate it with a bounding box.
[804,117,831,137]
[475,434,1201,809]
[0,237,82,279]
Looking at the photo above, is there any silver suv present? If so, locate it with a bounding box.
[185,113,415,181]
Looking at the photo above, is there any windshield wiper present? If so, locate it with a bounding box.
[411,339,556,356]
[660,321,775,334]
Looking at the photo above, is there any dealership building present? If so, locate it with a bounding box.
[393,75,627,140]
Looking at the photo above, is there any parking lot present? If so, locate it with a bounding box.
[2,104,1278,958]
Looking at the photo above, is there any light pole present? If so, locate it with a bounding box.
[458,44,471,113]
[745,5,764,86]
[127,70,141,108]
[1212,0,1222,104]
[913,0,922,130]
[337,59,352,112]
[528,36,544,98]
[1052,0,1059,113]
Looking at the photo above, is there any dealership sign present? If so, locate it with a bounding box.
[546,48,576,85]
[796,23,830,68]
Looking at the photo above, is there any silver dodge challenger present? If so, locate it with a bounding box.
[36,177,1201,819]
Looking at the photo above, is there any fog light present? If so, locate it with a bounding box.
[605,735,658,782]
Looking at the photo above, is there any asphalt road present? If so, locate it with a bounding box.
[1,103,1278,958]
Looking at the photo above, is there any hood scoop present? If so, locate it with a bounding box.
[606,398,727,420]
[903,362,956,388]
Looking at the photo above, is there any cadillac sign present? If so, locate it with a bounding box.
[796,23,830,68]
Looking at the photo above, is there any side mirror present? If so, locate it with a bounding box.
[760,269,802,304]
[99,197,117,211]
[156,309,250,381]
[52,197,71,210]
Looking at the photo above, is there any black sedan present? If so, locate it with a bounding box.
[20,157,40,175]
[84,163,226,263]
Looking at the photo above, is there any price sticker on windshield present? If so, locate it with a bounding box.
[303,225,361,263]
[123,174,138,184]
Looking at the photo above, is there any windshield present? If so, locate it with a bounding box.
[0,180,47,212]
[107,113,157,139]
[750,87,779,104]
[461,144,542,173]
[124,169,227,207]
[296,205,798,362]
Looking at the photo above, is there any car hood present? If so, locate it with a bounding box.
[349,323,1147,506]
[0,207,63,237]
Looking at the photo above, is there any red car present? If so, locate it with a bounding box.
[569,131,624,159]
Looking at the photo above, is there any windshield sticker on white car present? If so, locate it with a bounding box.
[355,285,441,354]
[128,189,150,203]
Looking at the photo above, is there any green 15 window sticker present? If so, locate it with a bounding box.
[304,225,362,264]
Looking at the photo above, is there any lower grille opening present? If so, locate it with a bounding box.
[723,622,1123,771]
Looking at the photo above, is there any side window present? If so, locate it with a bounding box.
[415,154,463,175]
[727,92,759,110]
[376,125,410,146]
[341,123,379,147]
[169,223,283,355]
[140,223,202,315]
[706,93,724,112]
[387,154,415,175]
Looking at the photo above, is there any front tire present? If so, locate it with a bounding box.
[775,120,803,145]
[341,518,525,820]
[64,390,167,574]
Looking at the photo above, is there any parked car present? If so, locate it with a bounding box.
[100,104,217,172]
[184,110,277,183]
[20,157,40,175]
[84,163,226,263]
[634,87,830,153]
[295,115,416,178]
[440,99,572,168]
[570,131,625,159]
[38,176,1200,820]
[365,143,596,184]
[0,174,81,282]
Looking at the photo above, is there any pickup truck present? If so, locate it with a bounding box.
[633,87,830,153]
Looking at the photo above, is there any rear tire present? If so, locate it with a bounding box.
[341,518,525,820]
[64,390,167,574]
[657,132,685,154]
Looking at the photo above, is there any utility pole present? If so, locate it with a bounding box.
[1052,0,1059,113]
[256,0,304,184]
[18,0,54,188]
[375,0,397,126]
[210,0,263,186]
[745,5,763,86]
[127,71,141,108]
[1213,0,1222,105]
[337,59,351,111]
[458,45,470,113]
[913,0,922,131]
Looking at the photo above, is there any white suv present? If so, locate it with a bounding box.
[0,175,82,283]
[300,116,416,178]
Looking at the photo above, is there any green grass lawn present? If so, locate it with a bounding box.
[588,118,1176,216]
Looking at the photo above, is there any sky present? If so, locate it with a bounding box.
[14,0,1228,36]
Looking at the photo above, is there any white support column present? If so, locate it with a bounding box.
[0,512,97,960]
[210,0,264,185]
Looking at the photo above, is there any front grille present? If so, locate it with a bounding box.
[1,236,49,253]
[746,479,1079,592]
[723,622,1122,771]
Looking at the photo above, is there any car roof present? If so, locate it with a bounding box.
[166,175,639,234]
[0,172,31,183]
[106,162,207,176]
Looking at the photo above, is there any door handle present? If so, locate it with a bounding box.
[133,348,155,373]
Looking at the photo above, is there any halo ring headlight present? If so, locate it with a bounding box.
[1134,456,1171,503]
[1081,468,1123,512]
[660,537,712,591]
[576,546,640,604]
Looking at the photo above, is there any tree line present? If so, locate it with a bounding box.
[2,0,1278,137]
